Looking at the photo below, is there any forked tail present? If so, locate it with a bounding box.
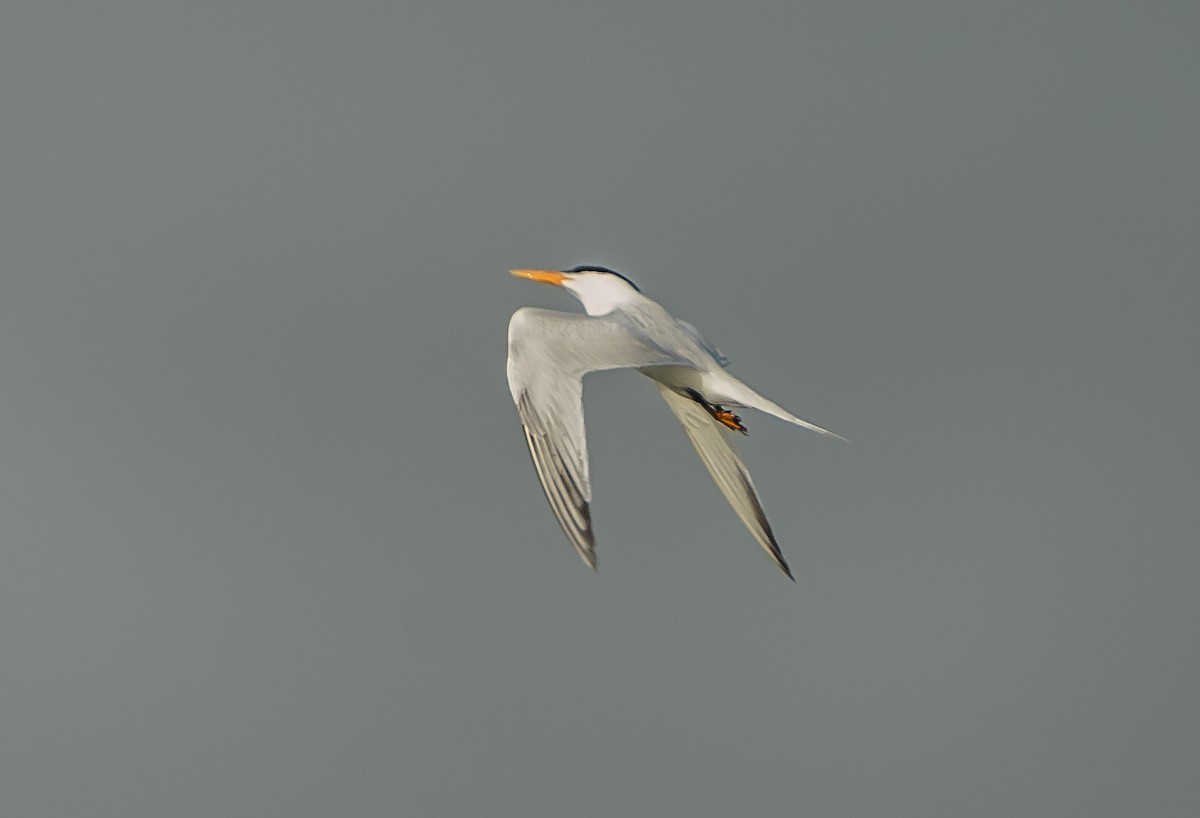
[723,379,846,441]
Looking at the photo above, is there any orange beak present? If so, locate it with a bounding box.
[510,269,568,287]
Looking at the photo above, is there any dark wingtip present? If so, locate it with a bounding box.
[780,561,796,581]
[579,546,599,573]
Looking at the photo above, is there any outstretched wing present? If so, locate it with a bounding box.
[507,308,692,570]
[653,382,794,579]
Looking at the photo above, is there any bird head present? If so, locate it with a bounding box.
[510,265,642,316]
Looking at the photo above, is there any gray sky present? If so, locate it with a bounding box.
[1,2,1197,816]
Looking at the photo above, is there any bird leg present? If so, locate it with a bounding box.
[684,389,748,435]
[713,408,748,435]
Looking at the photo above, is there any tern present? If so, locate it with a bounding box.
[507,265,840,579]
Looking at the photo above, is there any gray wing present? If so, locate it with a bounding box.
[676,319,729,367]
[507,307,693,570]
[654,382,794,579]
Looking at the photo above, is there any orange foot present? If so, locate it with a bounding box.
[714,408,748,435]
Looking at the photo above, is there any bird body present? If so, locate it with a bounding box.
[506,266,839,579]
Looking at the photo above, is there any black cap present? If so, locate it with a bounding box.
[563,265,641,292]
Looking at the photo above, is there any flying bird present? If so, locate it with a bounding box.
[506,265,840,579]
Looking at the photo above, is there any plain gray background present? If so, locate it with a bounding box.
[1,2,1197,816]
